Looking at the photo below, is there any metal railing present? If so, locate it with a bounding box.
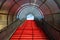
[0,19,25,40]
[41,19,60,40]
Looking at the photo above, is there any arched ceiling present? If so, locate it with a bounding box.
[17,6,44,20]
[0,0,60,15]
[54,0,60,9]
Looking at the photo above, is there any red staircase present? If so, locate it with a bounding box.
[10,20,48,40]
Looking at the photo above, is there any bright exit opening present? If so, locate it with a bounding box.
[26,14,34,20]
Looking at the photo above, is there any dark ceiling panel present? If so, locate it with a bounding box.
[1,0,14,10]
[9,0,31,14]
[0,0,6,9]
[9,4,19,14]
[54,0,60,9]
[16,0,30,5]
[0,0,60,15]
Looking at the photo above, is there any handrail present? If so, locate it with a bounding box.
[44,13,60,16]
[0,19,18,32]
[42,19,60,32]
[34,19,55,40]
[0,19,24,40]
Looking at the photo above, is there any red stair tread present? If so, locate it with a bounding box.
[10,20,48,40]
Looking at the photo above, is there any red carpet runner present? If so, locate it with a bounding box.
[10,20,48,40]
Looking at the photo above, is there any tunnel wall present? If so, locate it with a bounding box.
[0,0,60,40]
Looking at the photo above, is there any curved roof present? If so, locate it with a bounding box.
[17,5,44,20]
[0,0,60,15]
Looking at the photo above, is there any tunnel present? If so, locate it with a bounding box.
[0,0,60,40]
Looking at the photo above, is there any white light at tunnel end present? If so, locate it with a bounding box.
[27,14,34,20]
[16,3,44,20]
